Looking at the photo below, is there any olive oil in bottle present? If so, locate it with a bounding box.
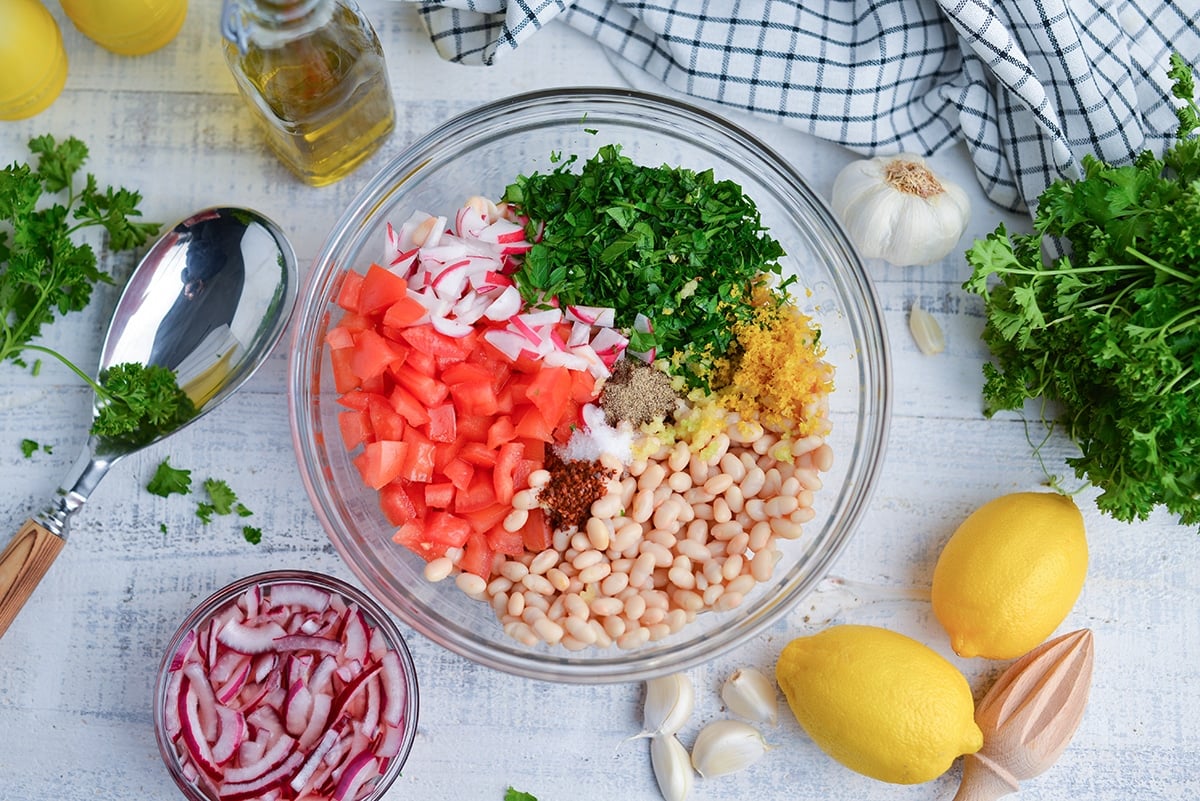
[221,0,395,186]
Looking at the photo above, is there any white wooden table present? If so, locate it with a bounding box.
[2,3,1197,800]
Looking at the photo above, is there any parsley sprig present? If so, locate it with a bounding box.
[964,53,1200,525]
[1,135,195,447]
[503,145,791,392]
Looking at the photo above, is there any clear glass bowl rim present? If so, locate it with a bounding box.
[288,86,893,683]
[152,569,420,801]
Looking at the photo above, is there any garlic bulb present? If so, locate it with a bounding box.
[831,153,971,266]
[720,667,778,724]
[640,673,695,737]
[690,719,770,778]
[953,629,1094,801]
[650,733,694,801]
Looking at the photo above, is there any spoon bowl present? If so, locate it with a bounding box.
[0,206,297,638]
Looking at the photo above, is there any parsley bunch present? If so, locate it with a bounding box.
[964,54,1200,525]
[1,135,195,447]
[503,145,791,392]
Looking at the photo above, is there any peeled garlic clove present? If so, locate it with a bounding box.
[641,673,695,737]
[953,629,1094,801]
[720,667,778,724]
[651,733,694,801]
[690,719,770,778]
[909,304,945,355]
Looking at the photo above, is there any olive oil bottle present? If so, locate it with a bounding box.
[221,0,395,186]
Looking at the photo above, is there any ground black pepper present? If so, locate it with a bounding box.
[537,451,616,531]
[600,359,678,427]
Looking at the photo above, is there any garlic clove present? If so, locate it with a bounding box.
[651,733,694,801]
[909,303,946,355]
[720,667,779,724]
[641,673,695,737]
[690,719,770,778]
[953,629,1094,801]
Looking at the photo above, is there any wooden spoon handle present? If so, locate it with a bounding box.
[0,519,66,639]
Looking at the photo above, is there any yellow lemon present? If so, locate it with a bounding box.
[932,491,1087,660]
[775,624,983,784]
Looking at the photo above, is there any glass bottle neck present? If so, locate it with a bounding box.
[221,0,338,50]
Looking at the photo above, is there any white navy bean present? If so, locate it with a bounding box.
[423,557,454,582]
[455,573,487,597]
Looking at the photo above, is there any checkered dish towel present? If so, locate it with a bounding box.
[407,0,1199,213]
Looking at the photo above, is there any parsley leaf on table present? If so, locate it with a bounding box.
[20,439,39,458]
[964,53,1200,525]
[504,788,538,801]
[146,458,193,497]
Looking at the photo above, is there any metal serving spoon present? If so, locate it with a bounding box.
[0,206,297,638]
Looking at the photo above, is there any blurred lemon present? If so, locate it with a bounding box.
[0,0,69,120]
[932,491,1087,659]
[776,624,982,784]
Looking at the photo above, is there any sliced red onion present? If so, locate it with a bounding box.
[267,583,330,613]
[217,619,289,655]
[332,752,380,801]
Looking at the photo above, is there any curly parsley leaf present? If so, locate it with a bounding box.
[242,525,262,545]
[203,478,239,516]
[963,53,1200,526]
[504,789,538,801]
[147,458,192,497]
[20,438,39,458]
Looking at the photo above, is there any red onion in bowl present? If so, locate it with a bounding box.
[154,570,419,801]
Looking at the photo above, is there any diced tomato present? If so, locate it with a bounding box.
[513,457,539,491]
[458,441,497,467]
[513,404,552,441]
[353,440,408,490]
[570,368,599,403]
[400,345,438,377]
[426,402,457,443]
[522,507,553,552]
[379,480,421,525]
[455,414,491,443]
[335,270,365,312]
[358,263,410,315]
[423,482,456,509]
[424,511,471,547]
[400,436,437,483]
[400,323,476,361]
[486,525,525,557]
[359,372,387,395]
[350,329,406,384]
[392,363,449,407]
[432,437,465,474]
[493,441,524,505]
[453,472,497,514]
[461,502,511,534]
[325,325,356,350]
[441,361,493,387]
[392,521,447,562]
[458,530,494,578]
[388,384,432,427]
[486,415,516,450]
[449,380,499,416]
[382,295,426,328]
[442,458,474,492]
[368,397,407,442]
[335,390,374,411]
[524,365,572,427]
[330,347,360,394]
[334,310,373,333]
[337,409,372,450]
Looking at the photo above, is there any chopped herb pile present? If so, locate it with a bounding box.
[503,144,792,392]
[963,53,1200,525]
[1,134,195,448]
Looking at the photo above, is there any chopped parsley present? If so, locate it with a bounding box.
[504,789,538,801]
[242,525,262,545]
[502,144,792,392]
[20,439,41,458]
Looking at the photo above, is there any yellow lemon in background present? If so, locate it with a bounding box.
[0,0,69,120]
[932,491,1088,659]
[775,624,983,784]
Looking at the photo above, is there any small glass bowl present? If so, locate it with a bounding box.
[153,570,419,801]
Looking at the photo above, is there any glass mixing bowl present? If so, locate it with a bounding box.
[288,88,891,683]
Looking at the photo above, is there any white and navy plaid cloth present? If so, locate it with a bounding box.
[403,0,1199,213]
